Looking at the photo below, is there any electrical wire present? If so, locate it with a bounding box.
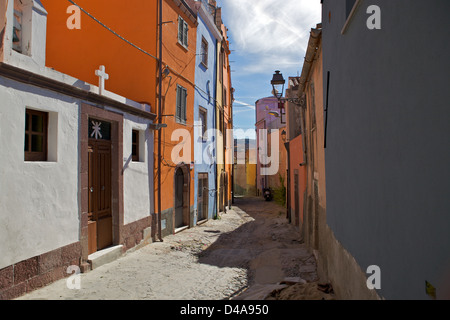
[68,0,234,135]
[67,0,159,62]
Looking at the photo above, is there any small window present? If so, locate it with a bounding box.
[223,88,227,108]
[12,7,23,53]
[25,109,48,161]
[176,85,187,124]
[199,108,207,141]
[201,37,208,67]
[219,110,224,135]
[132,130,139,162]
[310,82,316,129]
[178,16,189,48]
[219,50,224,83]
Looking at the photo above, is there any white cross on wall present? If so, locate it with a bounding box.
[95,65,109,95]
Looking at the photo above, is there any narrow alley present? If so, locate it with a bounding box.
[16,197,334,300]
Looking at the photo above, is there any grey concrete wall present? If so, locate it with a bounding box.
[322,0,450,299]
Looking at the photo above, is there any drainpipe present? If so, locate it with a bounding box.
[157,0,163,242]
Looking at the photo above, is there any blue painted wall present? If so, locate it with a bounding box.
[193,12,218,223]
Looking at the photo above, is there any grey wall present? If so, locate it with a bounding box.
[322,0,450,299]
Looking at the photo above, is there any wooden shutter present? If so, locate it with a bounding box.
[183,21,189,46]
[181,87,187,122]
[178,17,183,43]
[176,86,182,121]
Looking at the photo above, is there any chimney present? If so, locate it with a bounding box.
[5,0,48,67]
[215,7,222,28]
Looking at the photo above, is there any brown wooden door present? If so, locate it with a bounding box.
[175,168,184,229]
[294,171,300,227]
[88,139,112,254]
[197,173,208,221]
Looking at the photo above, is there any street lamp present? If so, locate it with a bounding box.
[281,129,287,142]
[271,70,285,99]
[270,70,303,105]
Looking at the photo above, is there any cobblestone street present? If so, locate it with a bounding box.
[17,197,333,300]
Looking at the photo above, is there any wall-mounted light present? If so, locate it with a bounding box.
[271,70,285,99]
[269,111,280,117]
[162,66,171,77]
[149,123,168,130]
[270,70,302,106]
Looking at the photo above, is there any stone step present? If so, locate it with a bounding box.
[88,245,123,270]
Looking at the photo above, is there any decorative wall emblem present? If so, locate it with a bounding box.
[89,118,111,140]
[91,121,103,139]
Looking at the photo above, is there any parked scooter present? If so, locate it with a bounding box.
[263,188,273,201]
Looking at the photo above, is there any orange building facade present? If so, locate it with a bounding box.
[41,0,159,111]
[156,0,197,236]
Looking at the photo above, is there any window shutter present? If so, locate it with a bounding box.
[178,17,183,43]
[183,21,189,46]
[176,86,182,120]
[181,88,187,121]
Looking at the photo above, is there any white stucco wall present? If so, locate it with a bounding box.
[110,110,154,226]
[0,76,80,270]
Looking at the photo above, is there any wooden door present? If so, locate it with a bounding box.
[202,176,208,220]
[219,173,224,212]
[197,173,208,221]
[175,168,184,229]
[88,139,112,254]
[294,171,299,227]
[197,175,204,221]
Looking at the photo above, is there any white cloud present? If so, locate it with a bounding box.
[234,100,255,110]
[222,0,321,74]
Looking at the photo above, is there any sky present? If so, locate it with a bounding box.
[216,0,322,139]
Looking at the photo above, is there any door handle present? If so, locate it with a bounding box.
[101,186,105,191]
[90,187,94,193]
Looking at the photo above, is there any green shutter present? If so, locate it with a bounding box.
[178,17,183,43]
[181,88,187,121]
[176,86,182,120]
[183,21,189,47]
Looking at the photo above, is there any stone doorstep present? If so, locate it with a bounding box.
[87,245,123,270]
[174,225,189,234]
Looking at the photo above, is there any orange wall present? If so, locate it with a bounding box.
[157,0,197,212]
[289,134,306,226]
[41,0,158,110]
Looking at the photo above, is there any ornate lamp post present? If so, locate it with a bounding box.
[270,70,302,105]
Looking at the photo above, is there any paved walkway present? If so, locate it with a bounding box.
[17,197,330,300]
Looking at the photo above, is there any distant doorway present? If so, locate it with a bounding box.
[175,168,185,228]
[294,170,300,227]
[174,165,190,231]
[197,173,208,222]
